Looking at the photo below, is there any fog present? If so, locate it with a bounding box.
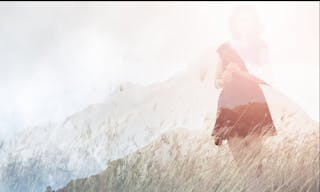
[0,2,318,139]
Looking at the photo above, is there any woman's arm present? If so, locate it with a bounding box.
[235,68,267,84]
[214,53,233,89]
[214,53,224,89]
[235,46,272,85]
[226,62,267,84]
[258,46,274,84]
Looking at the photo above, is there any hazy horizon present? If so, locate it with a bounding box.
[0,2,318,139]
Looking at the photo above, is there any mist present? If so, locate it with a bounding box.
[0,2,318,139]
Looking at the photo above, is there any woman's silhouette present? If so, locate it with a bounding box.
[211,5,277,174]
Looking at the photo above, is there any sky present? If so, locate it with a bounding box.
[0,2,318,139]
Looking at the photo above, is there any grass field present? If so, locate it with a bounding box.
[57,124,319,192]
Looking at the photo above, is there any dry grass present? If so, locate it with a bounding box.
[57,125,319,192]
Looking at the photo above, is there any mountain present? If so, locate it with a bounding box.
[0,62,218,192]
[0,57,318,192]
[55,63,319,192]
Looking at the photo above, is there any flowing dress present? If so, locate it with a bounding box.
[211,42,277,140]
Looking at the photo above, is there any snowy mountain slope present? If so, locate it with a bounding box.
[55,73,318,192]
[0,58,317,192]
[0,64,218,192]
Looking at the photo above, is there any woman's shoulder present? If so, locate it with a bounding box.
[217,41,231,49]
[216,41,232,55]
[217,39,268,50]
[254,39,268,50]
